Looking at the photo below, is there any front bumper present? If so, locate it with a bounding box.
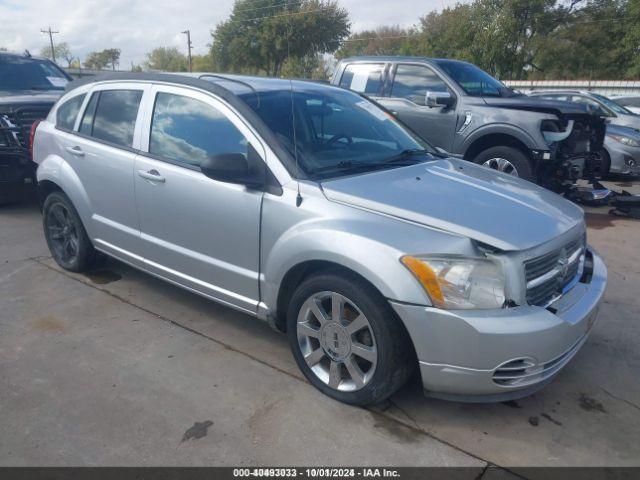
[390,248,607,402]
[606,142,640,176]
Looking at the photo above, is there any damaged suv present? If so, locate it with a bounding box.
[332,57,605,187]
[0,51,69,204]
[34,73,606,405]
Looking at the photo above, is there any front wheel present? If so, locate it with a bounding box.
[473,146,535,182]
[287,270,413,406]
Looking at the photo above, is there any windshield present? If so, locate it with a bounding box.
[0,55,69,91]
[238,84,437,179]
[435,60,518,98]
[591,93,634,115]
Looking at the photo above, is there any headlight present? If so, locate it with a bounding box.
[608,134,640,147]
[401,255,506,309]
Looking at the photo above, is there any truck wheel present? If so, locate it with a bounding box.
[473,146,534,182]
[287,269,414,406]
[42,191,99,272]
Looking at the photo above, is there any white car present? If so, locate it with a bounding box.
[612,95,640,115]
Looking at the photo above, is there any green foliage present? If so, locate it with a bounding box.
[337,0,640,80]
[39,42,75,67]
[192,53,215,72]
[84,49,121,70]
[335,26,420,59]
[144,47,188,71]
[211,0,350,76]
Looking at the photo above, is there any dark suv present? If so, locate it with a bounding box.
[0,52,70,204]
[331,57,604,185]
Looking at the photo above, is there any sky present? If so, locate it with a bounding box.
[0,0,462,68]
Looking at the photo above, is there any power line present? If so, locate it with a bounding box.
[40,26,59,62]
[234,1,304,14]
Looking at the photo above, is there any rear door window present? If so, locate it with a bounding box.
[339,64,384,95]
[391,64,449,105]
[149,92,249,168]
[80,90,143,147]
[56,94,86,131]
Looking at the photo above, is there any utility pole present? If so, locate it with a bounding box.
[182,30,193,73]
[40,27,59,63]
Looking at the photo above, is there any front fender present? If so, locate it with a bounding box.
[259,187,478,315]
[459,123,541,154]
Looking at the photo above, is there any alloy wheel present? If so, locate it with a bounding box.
[46,203,80,264]
[482,157,519,177]
[296,291,377,392]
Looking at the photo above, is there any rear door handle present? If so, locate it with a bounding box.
[65,146,84,156]
[137,169,166,183]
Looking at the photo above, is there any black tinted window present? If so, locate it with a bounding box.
[391,65,448,105]
[0,55,68,91]
[56,94,85,131]
[339,64,384,95]
[89,90,143,147]
[149,92,248,167]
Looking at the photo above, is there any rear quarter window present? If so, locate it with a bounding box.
[81,90,143,147]
[56,94,86,131]
[339,64,384,95]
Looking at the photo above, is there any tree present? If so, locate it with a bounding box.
[39,42,74,66]
[335,25,420,59]
[192,53,215,72]
[211,0,350,76]
[84,48,121,70]
[144,47,188,71]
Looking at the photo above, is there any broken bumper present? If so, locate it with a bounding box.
[390,248,607,402]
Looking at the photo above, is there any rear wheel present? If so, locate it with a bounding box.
[287,270,413,406]
[473,146,534,182]
[43,191,99,272]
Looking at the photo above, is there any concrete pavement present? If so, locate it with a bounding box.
[1,197,639,471]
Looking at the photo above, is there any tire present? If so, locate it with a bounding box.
[42,191,99,272]
[592,149,611,180]
[473,146,535,182]
[287,269,414,406]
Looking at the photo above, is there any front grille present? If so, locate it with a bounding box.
[493,336,585,387]
[524,235,586,307]
[3,105,51,147]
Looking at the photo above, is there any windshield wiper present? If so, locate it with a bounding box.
[380,149,437,164]
[307,160,383,174]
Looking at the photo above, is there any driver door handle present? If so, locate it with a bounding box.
[65,146,84,156]
[137,169,166,183]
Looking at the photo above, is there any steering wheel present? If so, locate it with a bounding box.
[326,133,353,146]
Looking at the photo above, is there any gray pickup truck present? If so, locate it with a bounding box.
[331,56,605,185]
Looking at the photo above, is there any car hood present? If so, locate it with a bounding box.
[487,96,594,117]
[0,90,62,107]
[321,158,584,251]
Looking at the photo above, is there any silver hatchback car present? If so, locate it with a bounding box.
[33,73,607,405]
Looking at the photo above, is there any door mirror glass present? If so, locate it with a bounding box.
[425,91,454,108]
[200,152,265,188]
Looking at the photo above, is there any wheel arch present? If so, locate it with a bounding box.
[463,132,532,162]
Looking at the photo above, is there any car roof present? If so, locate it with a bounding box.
[338,55,472,66]
[0,50,53,62]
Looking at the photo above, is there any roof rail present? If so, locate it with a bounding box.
[198,74,260,108]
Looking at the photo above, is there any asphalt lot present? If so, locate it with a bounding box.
[1,181,639,474]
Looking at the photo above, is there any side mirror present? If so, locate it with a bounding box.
[200,152,265,188]
[425,91,454,108]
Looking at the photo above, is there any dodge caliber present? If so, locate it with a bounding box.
[32,73,607,405]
